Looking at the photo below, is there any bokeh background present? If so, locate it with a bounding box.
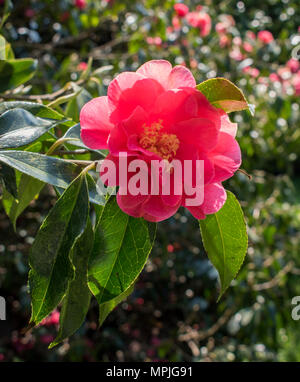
[0,0,300,361]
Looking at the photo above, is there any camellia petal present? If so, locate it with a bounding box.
[168,65,196,89]
[136,60,173,90]
[80,96,113,149]
[209,132,241,182]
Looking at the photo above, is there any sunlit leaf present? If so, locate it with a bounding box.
[199,190,248,299]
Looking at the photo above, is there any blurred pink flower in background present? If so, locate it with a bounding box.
[243,42,253,53]
[243,66,260,78]
[75,0,87,10]
[292,73,300,96]
[174,3,189,18]
[219,35,230,48]
[215,14,235,35]
[146,37,162,47]
[60,11,70,22]
[40,309,60,326]
[246,31,256,41]
[230,48,244,61]
[269,73,280,82]
[172,16,181,30]
[257,30,274,44]
[286,58,300,73]
[78,62,88,71]
[233,36,242,46]
[25,8,35,18]
[215,22,227,35]
[40,335,55,345]
[186,11,212,36]
[186,11,200,28]
[167,244,174,253]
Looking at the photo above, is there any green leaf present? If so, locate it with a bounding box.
[0,162,17,197]
[0,101,70,123]
[0,151,105,206]
[65,83,92,122]
[50,218,94,348]
[88,197,156,308]
[199,190,248,300]
[86,172,105,205]
[0,59,37,93]
[0,150,80,188]
[29,173,89,324]
[99,284,134,327]
[0,0,13,29]
[0,108,64,149]
[2,174,44,230]
[196,78,253,115]
[0,35,6,59]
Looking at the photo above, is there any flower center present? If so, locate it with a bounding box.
[139,120,180,161]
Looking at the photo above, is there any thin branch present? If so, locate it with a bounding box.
[178,306,235,342]
[63,159,95,166]
[56,149,91,156]
[251,261,294,291]
[0,78,85,102]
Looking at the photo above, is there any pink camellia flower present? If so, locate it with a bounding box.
[257,30,274,44]
[286,58,300,73]
[80,60,241,222]
[75,0,87,10]
[174,3,189,18]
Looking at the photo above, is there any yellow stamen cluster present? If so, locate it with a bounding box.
[139,120,180,161]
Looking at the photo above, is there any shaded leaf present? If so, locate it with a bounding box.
[0,0,13,29]
[199,190,248,299]
[0,150,80,188]
[2,174,44,230]
[99,284,134,327]
[0,35,5,59]
[50,218,94,348]
[29,173,89,324]
[65,83,92,122]
[0,162,17,197]
[0,58,37,92]
[0,101,71,125]
[0,108,64,149]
